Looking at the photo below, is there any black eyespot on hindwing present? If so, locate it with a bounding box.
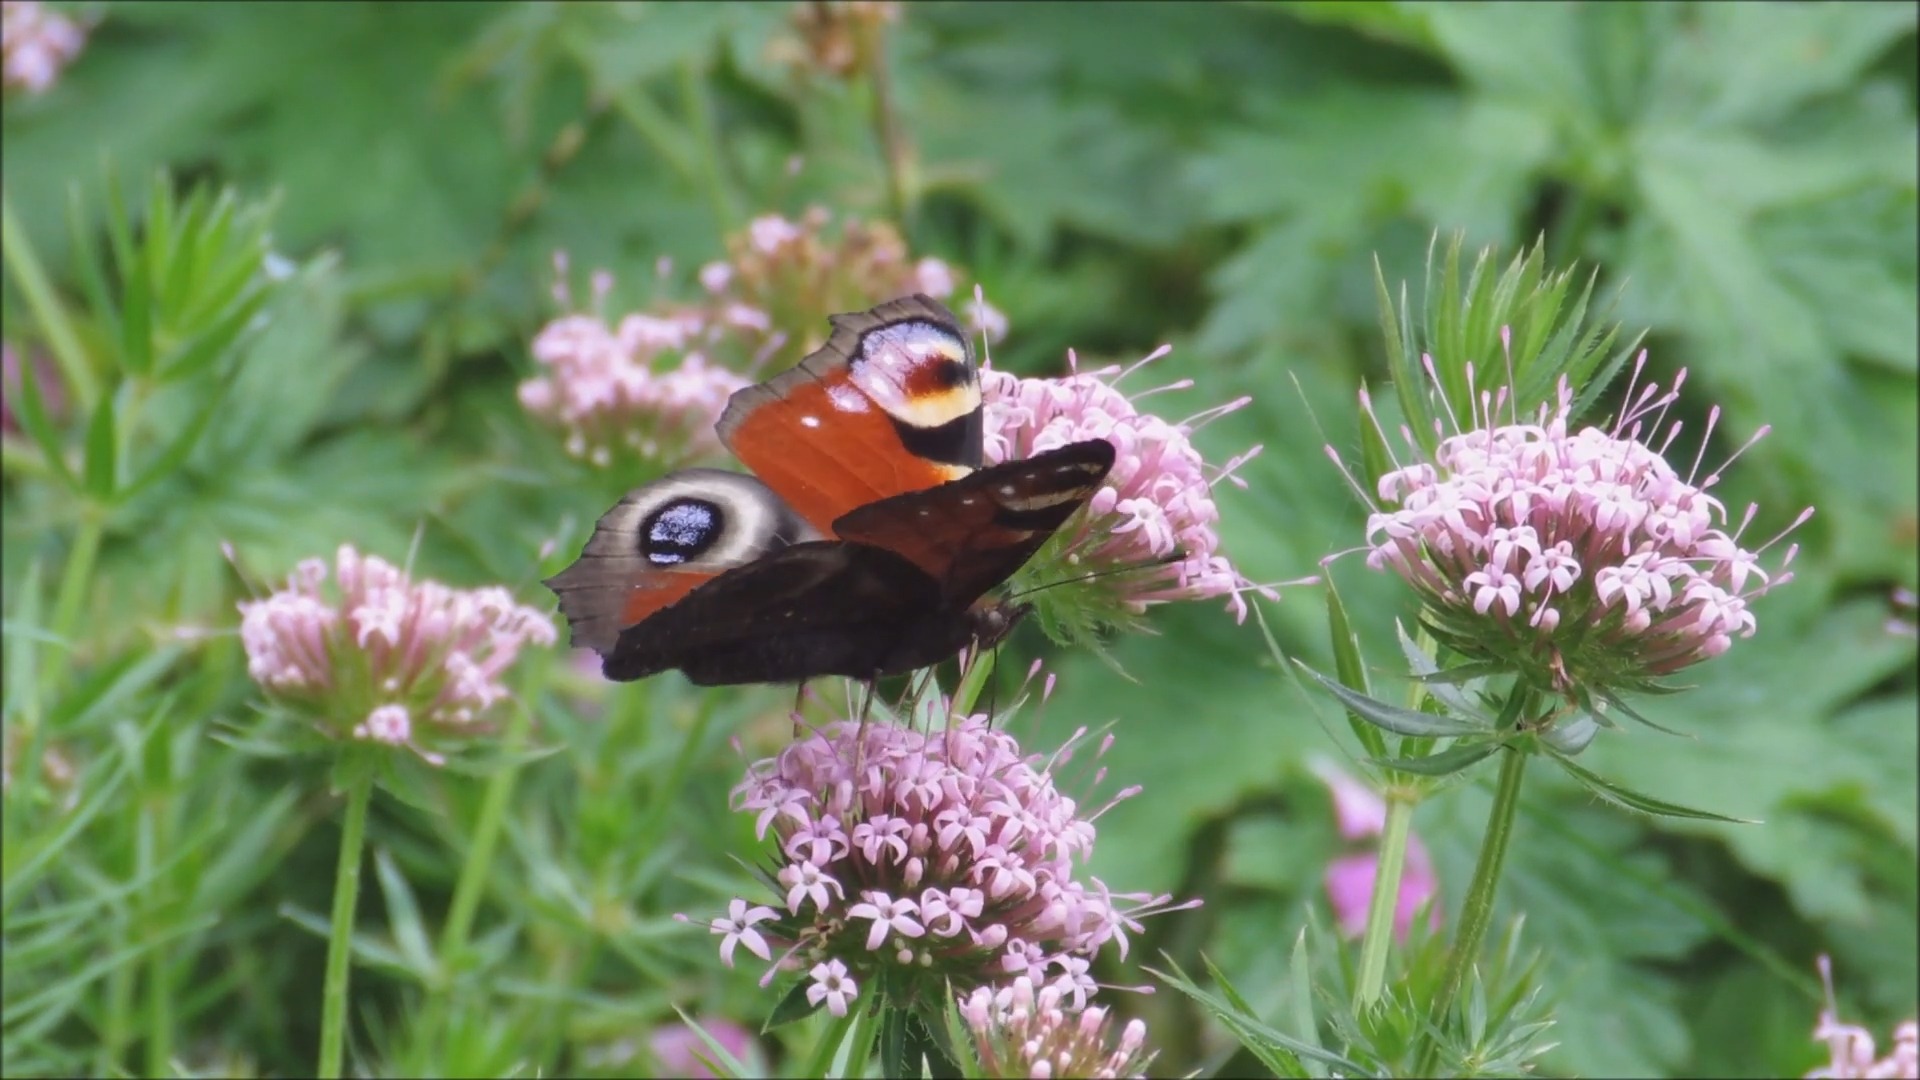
[643,498,724,565]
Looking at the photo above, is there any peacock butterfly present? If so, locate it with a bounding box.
[543,294,1115,686]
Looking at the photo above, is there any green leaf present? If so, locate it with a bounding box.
[1288,931,1328,1080]
[1150,956,1366,1078]
[1327,578,1387,760]
[1296,662,1492,737]
[372,848,436,979]
[1544,745,1758,824]
[1371,742,1499,777]
[765,979,823,1030]
[81,389,119,500]
[6,337,78,491]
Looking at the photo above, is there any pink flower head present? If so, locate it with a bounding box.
[236,544,556,761]
[695,207,1004,371]
[692,707,1192,1014]
[647,1018,755,1080]
[519,262,750,468]
[981,346,1275,626]
[1310,760,1440,942]
[959,975,1157,1079]
[1809,956,1918,1079]
[2,1,85,95]
[1341,350,1811,697]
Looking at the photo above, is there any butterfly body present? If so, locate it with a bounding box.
[544,295,1113,686]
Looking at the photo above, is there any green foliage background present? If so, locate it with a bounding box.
[3,2,1914,1077]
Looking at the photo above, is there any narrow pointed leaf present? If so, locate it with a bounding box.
[765,979,823,1030]
[7,336,77,490]
[1296,663,1490,737]
[1326,579,1386,759]
[1545,746,1757,823]
[1596,689,1691,737]
[1370,742,1499,777]
[82,391,118,499]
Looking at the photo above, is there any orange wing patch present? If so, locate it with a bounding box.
[717,294,982,534]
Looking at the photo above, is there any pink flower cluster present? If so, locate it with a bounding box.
[981,349,1272,622]
[1313,760,1441,942]
[518,263,753,467]
[2,0,84,94]
[960,975,1156,1079]
[698,715,1185,1017]
[1810,957,1918,1079]
[698,207,1005,360]
[1353,354,1810,691]
[237,544,555,760]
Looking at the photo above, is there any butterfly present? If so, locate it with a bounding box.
[544,294,1116,686]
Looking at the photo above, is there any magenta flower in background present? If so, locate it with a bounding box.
[1347,352,1810,697]
[646,1018,756,1079]
[237,544,556,762]
[960,974,1158,1079]
[1810,956,1918,1079]
[687,709,1190,1016]
[1312,760,1440,942]
[981,348,1274,624]
[2,0,85,94]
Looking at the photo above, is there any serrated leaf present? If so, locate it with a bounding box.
[1297,662,1492,737]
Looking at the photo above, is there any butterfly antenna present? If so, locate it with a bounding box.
[1008,549,1189,602]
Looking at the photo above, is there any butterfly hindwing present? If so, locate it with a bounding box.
[715,293,984,533]
[829,438,1118,606]
[541,469,820,656]
[603,541,946,685]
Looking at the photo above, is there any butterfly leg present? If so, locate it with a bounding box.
[791,680,808,740]
[850,674,881,773]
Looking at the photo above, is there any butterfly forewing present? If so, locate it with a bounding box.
[715,294,984,534]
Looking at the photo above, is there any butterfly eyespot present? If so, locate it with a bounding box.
[641,498,724,566]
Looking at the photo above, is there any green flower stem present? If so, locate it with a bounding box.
[0,187,98,409]
[832,999,884,1079]
[44,513,104,693]
[318,754,376,1080]
[1352,792,1416,1009]
[862,22,912,234]
[801,1007,860,1080]
[1420,742,1530,1071]
[141,798,173,1079]
[677,58,738,235]
[949,648,999,718]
